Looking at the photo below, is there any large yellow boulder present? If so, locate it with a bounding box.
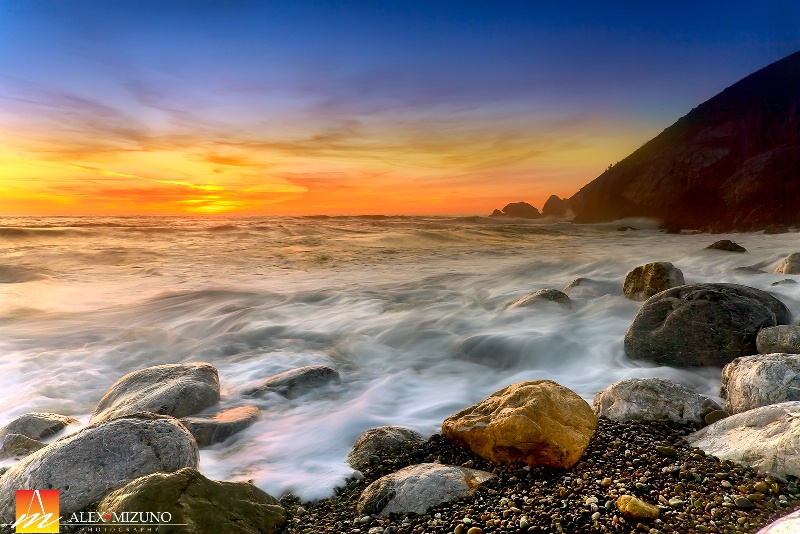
[442,380,597,468]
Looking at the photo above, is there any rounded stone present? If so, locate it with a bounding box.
[623,262,685,301]
[91,362,220,424]
[442,380,598,469]
[348,426,425,472]
[624,283,792,366]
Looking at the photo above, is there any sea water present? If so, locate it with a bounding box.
[1,215,798,500]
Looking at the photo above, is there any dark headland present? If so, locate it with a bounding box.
[491,50,800,232]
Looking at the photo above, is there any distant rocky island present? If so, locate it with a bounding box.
[491,51,800,232]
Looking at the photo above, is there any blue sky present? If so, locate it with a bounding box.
[2,1,799,214]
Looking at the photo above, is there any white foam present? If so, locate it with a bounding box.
[1,217,798,499]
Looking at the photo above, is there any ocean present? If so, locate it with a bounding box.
[1,215,798,501]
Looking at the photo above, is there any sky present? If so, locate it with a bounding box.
[1,1,799,216]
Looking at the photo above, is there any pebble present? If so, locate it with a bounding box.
[734,497,753,509]
[466,528,483,534]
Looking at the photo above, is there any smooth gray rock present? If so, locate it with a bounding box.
[0,434,45,459]
[622,262,685,301]
[507,289,571,309]
[0,413,199,520]
[593,378,720,425]
[775,253,800,274]
[706,240,747,252]
[243,365,340,399]
[0,412,78,440]
[180,405,261,447]
[347,426,425,472]
[755,508,800,534]
[91,362,220,424]
[757,325,800,354]
[721,353,800,413]
[356,463,495,516]
[686,401,800,477]
[624,283,792,366]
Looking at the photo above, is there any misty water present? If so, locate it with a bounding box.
[1,215,799,501]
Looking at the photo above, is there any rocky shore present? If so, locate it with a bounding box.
[282,418,800,533]
[3,245,800,533]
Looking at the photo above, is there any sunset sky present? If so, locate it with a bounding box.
[2,1,799,216]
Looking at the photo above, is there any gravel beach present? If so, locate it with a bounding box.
[282,418,800,534]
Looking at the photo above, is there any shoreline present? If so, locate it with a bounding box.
[283,418,800,534]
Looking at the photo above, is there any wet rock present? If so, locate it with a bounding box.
[0,413,199,520]
[772,278,797,286]
[616,495,659,520]
[180,405,261,447]
[0,434,45,459]
[243,365,340,399]
[593,378,720,425]
[706,240,747,252]
[687,401,800,477]
[721,353,800,413]
[757,325,800,354]
[356,463,495,516]
[622,261,685,301]
[755,508,800,533]
[348,426,425,472]
[775,253,800,274]
[617,226,639,231]
[97,467,286,534]
[562,278,620,298]
[442,380,597,468]
[0,412,78,440]
[624,283,792,366]
[91,362,220,424]
[507,288,571,309]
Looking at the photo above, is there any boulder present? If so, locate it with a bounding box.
[348,426,425,472]
[0,412,78,440]
[706,240,747,252]
[622,262,685,301]
[489,209,504,217]
[356,463,494,516]
[617,226,639,231]
[757,325,800,354]
[180,406,261,447]
[624,283,792,366]
[499,201,541,219]
[542,195,569,217]
[593,378,720,425]
[721,354,800,413]
[0,434,45,459]
[442,380,597,468]
[97,468,286,534]
[243,365,340,399]
[686,401,800,477]
[91,362,220,424]
[507,288,571,309]
[0,413,199,520]
[772,279,797,286]
[755,508,800,534]
[775,253,800,274]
